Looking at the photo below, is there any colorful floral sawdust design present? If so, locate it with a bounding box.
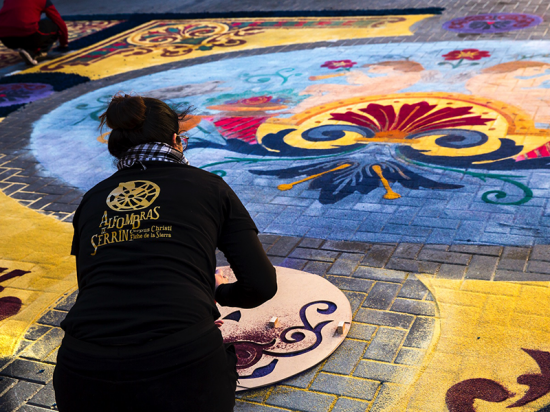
[442,13,543,34]
[439,49,491,68]
[442,49,491,61]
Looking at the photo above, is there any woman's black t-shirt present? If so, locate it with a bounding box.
[61,162,264,346]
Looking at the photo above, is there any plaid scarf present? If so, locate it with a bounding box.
[117,142,189,170]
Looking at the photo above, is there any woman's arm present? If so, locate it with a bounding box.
[215,229,277,308]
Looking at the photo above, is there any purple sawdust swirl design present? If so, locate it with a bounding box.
[264,300,337,357]
[228,300,337,379]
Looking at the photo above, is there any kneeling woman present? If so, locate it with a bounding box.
[54,94,277,412]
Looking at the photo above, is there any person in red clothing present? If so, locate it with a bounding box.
[0,0,68,66]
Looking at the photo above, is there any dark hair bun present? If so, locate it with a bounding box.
[102,94,147,131]
[98,92,188,159]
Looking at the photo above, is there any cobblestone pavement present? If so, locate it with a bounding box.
[1,0,550,411]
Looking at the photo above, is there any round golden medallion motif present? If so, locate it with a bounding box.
[127,23,229,47]
[106,180,160,211]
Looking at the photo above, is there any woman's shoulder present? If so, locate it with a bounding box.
[85,164,227,195]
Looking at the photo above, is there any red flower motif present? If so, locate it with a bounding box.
[321,60,357,70]
[330,101,495,137]
[442,49,491,61]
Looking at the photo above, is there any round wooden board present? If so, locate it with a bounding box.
[216,266,352,391]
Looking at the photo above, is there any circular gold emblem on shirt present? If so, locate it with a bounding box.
[106,180,161,211]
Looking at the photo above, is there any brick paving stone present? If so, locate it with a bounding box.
[417,249,471,265]
[321,240,371,253]
[266,237,301,257]
[278,257,307,270]
[311,373,379,400]
[37,310,67,327]
[396,279,428,300]
[392,243,423,259]
[497,258,527,272]
[43,349,58,364]
[299,238,324,248]
[343,291,367,314]
[465,255,499,280]
[494,270,550,282]
[497,247,530,272]
[0,381,43,412]
[289,248,339,262]
[362,282,401,310]
[331,397,370,412]
[322,339,368,375]
[258,234,280,245]
[27,382,56,409]
[0,376,17,396]
[54,191,82,205]
[449,245,502,256]
[352,267,408,283]
[403,317,436,349]
[54,291,78,311]
[18,181,51,193]
[280,365,320,389]
[328,253,364,276]
[354,361,416,384]
[364,328,407,362]
[303,260,332,276]
[23,326,51,342]
[325,276,374,294]
[42,202,79,213]
[265,256,284,266]
[16,341,33,356]
[354,309,414,330]
[530,245,550,261]
[9,192,43,201]
[436,263,467,280]
[36,184,73,196]
[29,197,61,211]
[390,299,435,316]
[395,348,427,366]
[266,387,336,412]
[421,244,449,251]
[526,260,550,274]
[361,245,396,268]
[347,322,376,341]
[19,328,64,361]
[385,258,440,274]
[0,360,54,385]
